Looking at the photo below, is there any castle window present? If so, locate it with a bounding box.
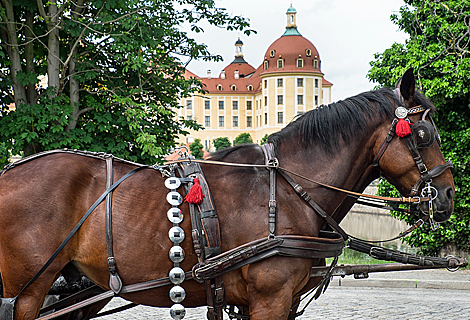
[247,116,252,127]
[277,59,284,69]
[205,116,210,127]
[297,78,303,87]
[270,50,275,58]
[277,78,283,87]
[315,79,319,88]
[297,58,304,68]
[264,96,267,106]
[315,95,319,105]
[314,59,318,69]
[218,101,224,109]
[217,84,222,91]
[204,100,210,109]
[277,95,283,105]
[186,100,192,109]
[233,101,238,110]
[264,80,267,88]
[306,49,312,57]
[263,60,269,70]
[231,84,237,91]
[278,112,284,124]
[233,116,238,127]
[264,113,268,125]
[247,85,253,91]
[297,95,304,104]
[219,116,224,127]
[246,101,252,110]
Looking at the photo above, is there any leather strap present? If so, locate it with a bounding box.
[105,156,123,294]
[261,144,277,237]
[14,166,146,300]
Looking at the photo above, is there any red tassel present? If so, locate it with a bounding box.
[396,118,411,137]
[184,178,204,204]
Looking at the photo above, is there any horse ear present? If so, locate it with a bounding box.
[399,68,416,102]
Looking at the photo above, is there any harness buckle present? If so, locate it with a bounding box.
[268,158,279,168]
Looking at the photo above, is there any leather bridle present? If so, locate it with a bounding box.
[372,101,453,229]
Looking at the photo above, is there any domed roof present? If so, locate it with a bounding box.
[261,35,321,74]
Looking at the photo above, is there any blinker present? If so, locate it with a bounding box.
[411,120,435,149]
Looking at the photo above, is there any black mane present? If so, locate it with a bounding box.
[268,87,436,153]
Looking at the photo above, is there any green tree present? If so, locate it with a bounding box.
[260,134,269,145]
[0,142,9,169]
[368,0,470,256]
[189,138,204,159]
[213,137,231,151]
[0,1,253,164]
[233,132,253,145]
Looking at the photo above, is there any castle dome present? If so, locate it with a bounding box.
[260,5,322,75]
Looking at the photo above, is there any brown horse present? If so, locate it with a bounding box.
[0,69,454,320]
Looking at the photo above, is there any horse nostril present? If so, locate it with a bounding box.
[445,187,454,200]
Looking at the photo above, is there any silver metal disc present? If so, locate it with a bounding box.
[170,303,186,319]
[167,208,183,224]
[166,192,183,206]
[169,246,185,263]
[169,226,185,244]
[165,177,181,190]
[169,267,185,284]
[395,106,408,119]
[169,285,186,303]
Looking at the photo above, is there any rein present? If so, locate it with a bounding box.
[165,158,428,205]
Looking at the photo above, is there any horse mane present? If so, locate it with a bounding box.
[268,87,436,153]
[209,144,258,160]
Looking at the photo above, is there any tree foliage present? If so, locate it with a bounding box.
[189,138,204,159]
[233,132,253,145]
[0,0,253,164]
[260,134,269,145]
[368,0,470,255]
[213,137,231,151]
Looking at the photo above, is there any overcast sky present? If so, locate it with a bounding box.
[183,0,408,101]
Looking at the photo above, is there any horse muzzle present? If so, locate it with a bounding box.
[418,183,454,224]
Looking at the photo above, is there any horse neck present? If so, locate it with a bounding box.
[274,133,377,214]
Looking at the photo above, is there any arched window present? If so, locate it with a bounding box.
[314,59,318,69]
[231,84,237,91]
[263,60,269,70]
[270,50,276,58]
[217,84,222,91]
[247,85,253,91]
[306,49,312,57]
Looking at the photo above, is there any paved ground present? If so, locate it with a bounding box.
[97,268,470,319]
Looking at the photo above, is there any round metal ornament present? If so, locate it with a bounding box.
[395,106,408,119]
[169,285,186,303]
[165,177,181,190]
[169,246,185,263]
[170,303,186,320]
[169,226,185,244]
[169,267,186,284]
[166,192,183,206]
[167,208,184,224]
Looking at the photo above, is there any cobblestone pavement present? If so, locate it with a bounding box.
[98,286,470,319]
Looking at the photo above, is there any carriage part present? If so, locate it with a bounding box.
[170,303,186,320]
[348,237,467,269]
[0,297,15,320]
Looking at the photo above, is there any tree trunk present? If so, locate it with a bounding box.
[4,0,27,107]
[46,0,60,94]
[25,10,38,105]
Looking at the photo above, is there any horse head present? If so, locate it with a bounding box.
[372,68,454,224]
